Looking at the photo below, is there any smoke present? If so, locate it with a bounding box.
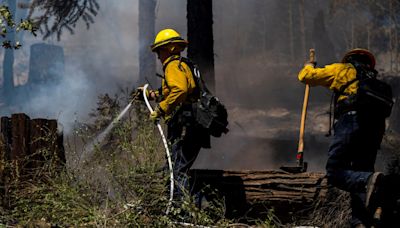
[2,0,395,171]
[18,64,95,134]
[2,0,139,134]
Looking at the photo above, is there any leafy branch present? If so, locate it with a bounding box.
[0,5,37,49]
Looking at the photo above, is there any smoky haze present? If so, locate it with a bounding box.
[1,1,396,171]
[1,0,140,133]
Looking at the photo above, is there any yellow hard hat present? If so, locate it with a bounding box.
[342,48,376,69]
[151,28,188,52]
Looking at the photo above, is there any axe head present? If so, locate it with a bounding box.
[280,162,308,174]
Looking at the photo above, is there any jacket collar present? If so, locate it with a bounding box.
[162,55,181,67]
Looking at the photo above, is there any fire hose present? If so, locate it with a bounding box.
[143,84,174,215]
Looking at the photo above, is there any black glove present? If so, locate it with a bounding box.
[132,87,149,101]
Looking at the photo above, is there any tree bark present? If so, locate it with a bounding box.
[138,0,156,88]
[191,169,327,221]
[0,114,65,179]
[187,0,215,92]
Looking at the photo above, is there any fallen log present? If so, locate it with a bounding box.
[191,169,327,222]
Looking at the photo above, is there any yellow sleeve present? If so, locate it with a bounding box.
[158,61,189,115]
[298,64,338,87]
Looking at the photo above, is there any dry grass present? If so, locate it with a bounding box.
[0,94,281,227]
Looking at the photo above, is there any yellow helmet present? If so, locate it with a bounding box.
[342,48,376,69]
[151,28,188,52]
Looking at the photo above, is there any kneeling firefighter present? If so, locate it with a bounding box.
[298,49,393,228]
[136,28,212,204]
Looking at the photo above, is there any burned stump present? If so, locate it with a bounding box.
[29,43,65,85]
[191,169,327,223]
[0,113,65,180]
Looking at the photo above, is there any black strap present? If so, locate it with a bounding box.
[326,92,334,137]
[174,57,211,95]
[336,77,359,96]
[327,71,359,136]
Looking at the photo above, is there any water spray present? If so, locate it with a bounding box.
[143,84,174,215]
[82,99,134,162]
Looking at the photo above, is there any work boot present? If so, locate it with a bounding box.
[365,172,385,226]
[365,172,384,208]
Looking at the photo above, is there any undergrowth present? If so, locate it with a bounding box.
[2,93,399,227]
[0,93,279,227]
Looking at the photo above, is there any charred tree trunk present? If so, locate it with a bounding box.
[187,0,215,92]
[24,43,64,105]
[2,0,17,105]
[0,114,65,181]
[138,0,156,88]
[0,114,64,208]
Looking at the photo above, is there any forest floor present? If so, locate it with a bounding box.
[1,94,399,227]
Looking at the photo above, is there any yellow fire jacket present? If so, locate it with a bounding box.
[158,55,197,116]
[298,63,358,101]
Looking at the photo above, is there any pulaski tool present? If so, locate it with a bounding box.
[280,49,315,173]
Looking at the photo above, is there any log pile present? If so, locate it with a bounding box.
[191,169,327,222]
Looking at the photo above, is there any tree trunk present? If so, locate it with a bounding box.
[0,113,65,179]
[0,113,65,208]
[187,0,215,92]
[392,0,399,73]
[312,11,336,66]
[389,0,394,72]
[16,0,31,43]
[3,0,16,105]
[28,43,65,85]
[138,0,156,88]
[288,0,295,63]
[298,0,306,60]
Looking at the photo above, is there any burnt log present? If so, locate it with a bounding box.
[191,169,327,222]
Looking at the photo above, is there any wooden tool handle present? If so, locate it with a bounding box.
[297,85,309,153]
[297,49,315,154]
[309,48,315,63]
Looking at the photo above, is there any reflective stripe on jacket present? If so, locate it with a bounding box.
[159,55,197,116]
[298,63,358,101]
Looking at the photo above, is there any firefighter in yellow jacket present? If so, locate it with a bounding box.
[298,49,388,228]
[137,28,209,205]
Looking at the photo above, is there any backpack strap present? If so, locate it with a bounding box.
[335,78,359,96]
[328,71,359,134]
[177,57,211,95]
